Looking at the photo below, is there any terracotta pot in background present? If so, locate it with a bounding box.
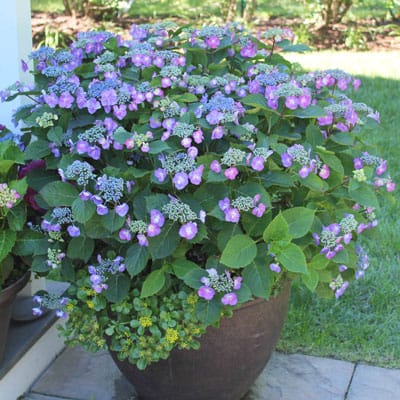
[0,272,30,365]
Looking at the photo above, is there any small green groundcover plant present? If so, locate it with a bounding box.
[1,22,395,369]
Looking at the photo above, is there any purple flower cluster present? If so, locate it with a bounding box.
[313,214,362,260]
[32,294,69,318]
[88,255,125,293]
[0,183,21,209]
[119,209,165,246]
[218,194,266,223]
[281,144,330,179]
[353,152,395,192]
[198,268,242,306]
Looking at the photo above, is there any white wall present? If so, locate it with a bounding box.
[0,0,33,129]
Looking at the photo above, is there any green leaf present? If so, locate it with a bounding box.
[282,207,315,239]
[291,105,326,119]
[183,268,205,289]
[24,140,51,160]
[113,127,132,144]
[26,168,56,192]
[172,259,199,279]
[40,181,79,207]
[171,93,199,103]
[306,124,324,147]
[330,132,354,146]
[67,236,94,262]
[31,256,50,273]
[47,127,63,146]
[148,222,180,260]
[141,269,166,298]
[217,223,243,252]
[220,234,257,268]
[125,244,149,277]
[13,230,48,256]
[84,215,110,239]
[241,94,269,110]
[301,174,329,192]
[261,171,295,188]
[333,248,349,264]
[243,247,272,299]
[317,150,344,175]
[310,254,330,270]
[276,243,307,274]
[104,274,131,303]
[0,230,17,263]
[149,140,171,154]
[72,198,96,223]
[8,203,27,231]
[100,210,125,233]
[302,269,319,291]
[242,212,270,238]
[263,213,291,243]
[349,185,379,208]
[196,299,222,325]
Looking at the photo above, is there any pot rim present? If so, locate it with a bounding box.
[0,271,30,298]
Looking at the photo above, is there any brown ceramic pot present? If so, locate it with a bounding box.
[109,283,290,400]
[0,272,30,364]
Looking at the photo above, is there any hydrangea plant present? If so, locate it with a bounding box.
[1,22,394,369]
[0,127,30,290]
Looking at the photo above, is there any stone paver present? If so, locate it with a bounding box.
[245,352,355,400]
[346,364,400,400]
[31,347,137,400]
[28,347,357,400]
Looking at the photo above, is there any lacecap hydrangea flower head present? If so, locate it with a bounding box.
[1,22,394,369]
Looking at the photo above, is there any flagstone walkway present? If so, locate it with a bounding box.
[21,347,400,400]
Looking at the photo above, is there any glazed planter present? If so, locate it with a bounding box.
[0,272,30,364]
[109,283,290,400]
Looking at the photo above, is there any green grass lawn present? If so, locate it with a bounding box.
[277,51,400,368]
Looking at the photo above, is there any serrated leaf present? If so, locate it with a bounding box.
[310,254,330,270]
[141,270,166,298]
[24,140,51,160]
[148,222,180,260]
[183,268,205,289]
[125,244,149,277]
[13,230,48,256]
[241,94,269,110]
[276,243,307,273]
[104,274,131,303]
[172,259,199,279]
[196,299,222,325]
[31,256,50,273]
[349,185,379,208]
[330,132,354,145]
[291,105,326,119]
[8,203,27,231]
[47,126,63,146]
[100,210,125,233]
[302,269,319,291]
[67,236,94,262]
[306,124,324,147]
[301,174,329,192]
[243,249,272,299]
[282,207,315,239]
[0,230,17,263]
[263,213,291,243]
[220,234,257,268]
[40,181,79,207]
[72,198,96,223]
[149,140,171,154]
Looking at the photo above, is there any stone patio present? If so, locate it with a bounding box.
[20,347,400,400]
